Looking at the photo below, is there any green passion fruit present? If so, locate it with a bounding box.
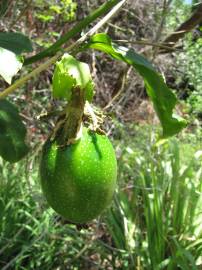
[40,127,117,224]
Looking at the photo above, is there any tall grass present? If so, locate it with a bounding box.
[106,125,202,269]
[0,158,94,269]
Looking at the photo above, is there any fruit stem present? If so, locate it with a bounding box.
[58,87,85,145]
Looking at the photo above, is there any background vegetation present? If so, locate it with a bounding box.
[0,0,201,269]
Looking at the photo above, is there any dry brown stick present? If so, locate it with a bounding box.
[104,66,132,111]
[115,39,179,51]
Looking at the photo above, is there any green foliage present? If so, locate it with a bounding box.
[34,0,77,23]
[86,33,187,137]
[166,1,202,117]
[50,0,77,21]
[52,54,94,101]
[106,124,202,269]
[177,36,202,116]
[166,0,191,29]
[0,100,29,163]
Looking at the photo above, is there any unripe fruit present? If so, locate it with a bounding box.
[40,128,117,224]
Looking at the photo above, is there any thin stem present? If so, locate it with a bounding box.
[115,39,178,51]
[24,0,123,65]
[0,52,61,99]
[59,87,85,145]
[0,0,126,100]
[103,66,130,110]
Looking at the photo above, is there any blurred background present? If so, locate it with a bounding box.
[0,0,202,269]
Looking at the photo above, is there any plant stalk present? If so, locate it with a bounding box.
[58,87,85,145]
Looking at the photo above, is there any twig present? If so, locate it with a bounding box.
[114,39,179,51]
[0,0,127,100]
[104,66,130,110]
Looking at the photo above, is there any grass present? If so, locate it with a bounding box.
[0,124,201,269]
[106,124,202,269]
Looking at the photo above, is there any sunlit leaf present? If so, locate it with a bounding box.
[86,33,187,137]
[0,47,23,84]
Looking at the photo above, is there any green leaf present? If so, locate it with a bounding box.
[52,53,94,101]
[0,100,29,163]
[0,32,33,54]
[86,33,187,137]
[0,47,23,84]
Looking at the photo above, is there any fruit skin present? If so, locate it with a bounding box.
[40,127,117,224]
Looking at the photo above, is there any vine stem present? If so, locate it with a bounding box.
[59,87,85,145]
[0,0,126,100]
[0,53,61,100]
